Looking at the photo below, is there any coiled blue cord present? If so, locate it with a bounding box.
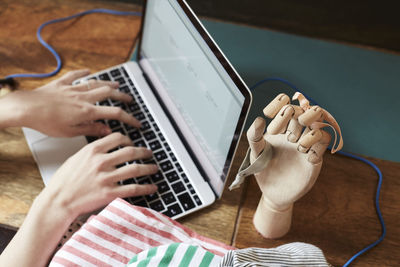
[5,9,141,79]
[250,78,386,266]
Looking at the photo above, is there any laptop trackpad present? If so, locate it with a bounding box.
[31,136,88,186]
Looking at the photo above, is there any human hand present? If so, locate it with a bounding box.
[2,69,140,137]
[42,132,158,219]
[247,93,342,238]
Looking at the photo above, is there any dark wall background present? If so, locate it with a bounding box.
[115,0,400,52]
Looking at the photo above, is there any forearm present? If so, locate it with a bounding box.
[0,189,76,267]
[0,91,28,129]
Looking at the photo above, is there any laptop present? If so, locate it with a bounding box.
[23,0,252,219]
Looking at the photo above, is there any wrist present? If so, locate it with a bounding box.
[0,91,31,129]
[34,187,77,224]
[253,195,293,239]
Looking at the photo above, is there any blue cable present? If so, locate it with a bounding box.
[250,78,386,266]
[5,9,141,80]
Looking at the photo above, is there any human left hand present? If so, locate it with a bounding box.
[1,69,140,137]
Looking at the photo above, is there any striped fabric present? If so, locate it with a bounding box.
[49,198,234,267]
[219,243,330,267]
[126,243,221,267]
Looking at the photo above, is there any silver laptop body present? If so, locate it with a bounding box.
[23,0,252,219]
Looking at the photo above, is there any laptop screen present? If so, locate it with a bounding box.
[138,0,251,195]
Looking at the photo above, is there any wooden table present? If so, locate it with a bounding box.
[1,0,399,266]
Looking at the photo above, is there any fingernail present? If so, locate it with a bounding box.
[101,127,111,136]
[111,82,119,88]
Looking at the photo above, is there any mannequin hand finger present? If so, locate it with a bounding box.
[58,69,91,85]
[297,129,323,153]
[107,163,158,183]
[83,85,132,103]
[73,80,119,92]
[89,132,132,153]
[286,118,302,143]
[247,117,266,158]
[93,106,141,128]
[105,146,153,167]
[298,105,324,127]
[285,106,304,142]
[263,93,290,118]
[267,105,295,135]
[308,130,331,163]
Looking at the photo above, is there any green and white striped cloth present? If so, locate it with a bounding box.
[126,243,221,267]
[126,242,330,267]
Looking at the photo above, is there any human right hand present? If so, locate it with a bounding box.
[0,69,140,137]
[42,132,158,219]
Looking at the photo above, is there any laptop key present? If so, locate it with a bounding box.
[108,120,120,129]
[129,130,141,141]
[144,131,156,141]
[150,172,164,183]
[164,203,182,217]
[120,85,130,94]
[161,192,176,205]
[140,121,151,131]
[110,69,121,77]
[145,192,159,202]
[193,195,202,206]
[171,181,186,194]
[166,171,179,183]
[127,103,140,113]
[150,200,165,212]
[134,140,146,148]
[149,140,162,151]
[122,68,129,77]
[123,178,136,185]
[178,193,195,211]
[134,199,148,207]
[157,181,170,194]
[182,173,189,183]
[134,112,145,121]
[154,151,167,162]
[99,73,111,81]
[138,177,151,184]
[114,77,125,85]
[160,160,173,172]
[112,127,124,134]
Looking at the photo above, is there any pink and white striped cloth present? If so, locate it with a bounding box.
[49,198,235,266]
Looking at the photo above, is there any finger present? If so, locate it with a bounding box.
[83,86,132,103]
[297,129,322,153]
[58,69,91,85]
[93,106,141,128]
[105,146,153,167]
[69,122,111,137]
[266,104,295,135]
[285,105,304,143]
[113,183,158,199]
[73,80,119,92]
[298,106,324,127]
[107,164,159,183]
[308,130,331,163]
[90,132,132,153]
[263,93,290,118]
[247,117,266,158]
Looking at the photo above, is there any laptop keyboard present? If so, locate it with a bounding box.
[85,66,202,217]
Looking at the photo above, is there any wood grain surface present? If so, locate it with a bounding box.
[1,0,399,266]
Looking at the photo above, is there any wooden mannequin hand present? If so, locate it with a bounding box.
[247,93,335,238]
